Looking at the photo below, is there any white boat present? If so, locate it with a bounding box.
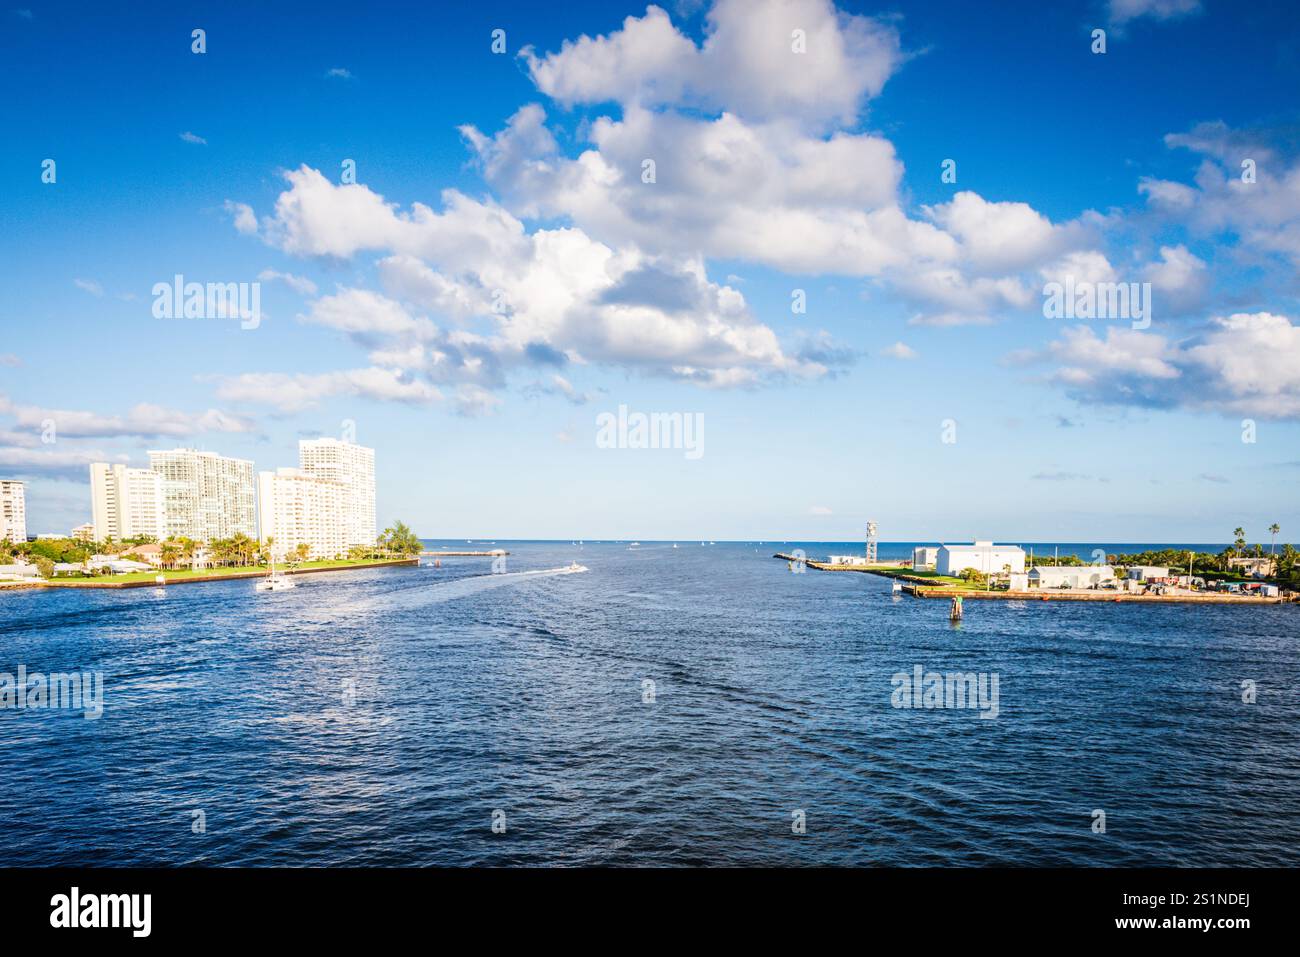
[256,555,296,592]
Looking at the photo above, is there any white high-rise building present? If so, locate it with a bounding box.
[147,448,256,542]
[89,463,167,542]
[297,438,376,546]
[256,468,350,560]
[0,480,26,543]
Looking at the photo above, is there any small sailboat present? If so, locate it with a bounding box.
[891,581,902,595]
[256,554,296,592]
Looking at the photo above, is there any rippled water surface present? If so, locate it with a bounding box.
[2,541,1297,866]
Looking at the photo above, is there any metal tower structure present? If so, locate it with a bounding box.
[866,521,878,565]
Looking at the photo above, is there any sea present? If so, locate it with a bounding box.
[1,539,1296,866]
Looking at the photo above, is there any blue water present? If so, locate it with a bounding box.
[2,540,1297,866]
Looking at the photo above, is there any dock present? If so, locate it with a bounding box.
[774,553,930,582]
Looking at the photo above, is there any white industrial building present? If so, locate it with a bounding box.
[936,542,1026,577]
[148,448,256,542]
[89,463,167,542]
[298,438,376,547]
[912,546,939,569]
[1125,565,1170,581]
[0,480,26,543]
[1029,565,1116,589]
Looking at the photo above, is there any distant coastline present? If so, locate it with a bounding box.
[6,557,417,591]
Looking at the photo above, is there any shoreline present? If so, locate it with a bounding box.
[772,554,1293,605]
[902,585,1286,604]
[5,557,419,591]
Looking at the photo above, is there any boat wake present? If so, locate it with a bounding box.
[381,564,589,610]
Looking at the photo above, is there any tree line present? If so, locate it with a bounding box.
[1,520,425,577]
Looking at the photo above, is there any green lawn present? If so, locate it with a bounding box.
[43,557,413,586]
[863,566,984,589]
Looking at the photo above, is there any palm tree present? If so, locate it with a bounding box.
[1232,527,1246,561]
[384,520,423,556]
[227,532,256,567]
[210,538,233,568]
[295,542,311,564]
[1269,523,1281,559]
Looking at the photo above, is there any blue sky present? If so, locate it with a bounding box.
[2,0,1298,544]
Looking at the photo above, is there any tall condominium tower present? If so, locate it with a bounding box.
[256,468,350,560]
[89,463,167,542]
[297,438,376,546]
[0,480,26,543]
[147,448,256,542]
